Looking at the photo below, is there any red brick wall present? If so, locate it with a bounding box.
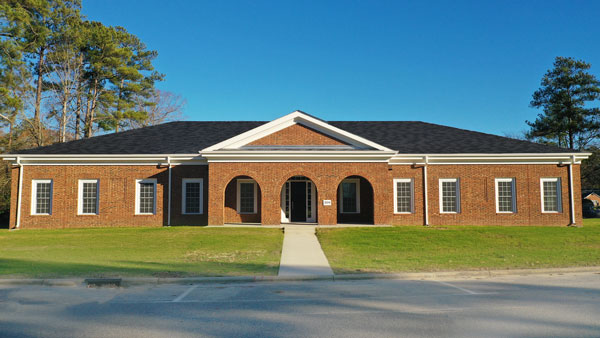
[9,162,583,229]
[207,162,582,227]
[248,124,349,146]
[10,165,209,229]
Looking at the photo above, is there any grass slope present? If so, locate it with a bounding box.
[0,227,283,278]
[317,219,600,274]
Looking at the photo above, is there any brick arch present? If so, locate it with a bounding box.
[223,175,262,224]
[337,174,375,224]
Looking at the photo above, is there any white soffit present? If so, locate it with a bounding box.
[201,111,393,152]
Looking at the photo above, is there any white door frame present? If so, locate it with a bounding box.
[281,178,317,223]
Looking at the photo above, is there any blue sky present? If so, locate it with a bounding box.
[82,0,600,136]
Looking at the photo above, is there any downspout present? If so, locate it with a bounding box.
[15,157,23,229]
[568,155,576,226]
[423,155,429,226]
[167,156,172,227]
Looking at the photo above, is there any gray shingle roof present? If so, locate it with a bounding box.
[12,120,572,155]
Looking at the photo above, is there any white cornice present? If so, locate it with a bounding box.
[200,150,397,162]
[389,153,591,165]
[1,154,208,166]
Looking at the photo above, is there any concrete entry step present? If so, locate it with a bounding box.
[278,225,334,277]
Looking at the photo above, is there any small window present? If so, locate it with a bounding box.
[31,179,52,215]
[182,178,203,214]
[339,178,360,214]
[541,178,562,213]
[495,178,516,213]
[394,178,414,213]
[439,178,460,213]
[78,179,99,215]
[237,179,257,214]
[135,179,156,215]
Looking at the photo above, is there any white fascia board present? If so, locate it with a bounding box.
[201,150,397,162]
[389,152,591,165]
[202,111,393,152]
[1,154,207,166]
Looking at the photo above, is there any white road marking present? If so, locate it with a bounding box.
[172,285,199,302]
[433,280,481,295]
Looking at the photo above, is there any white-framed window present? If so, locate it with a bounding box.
[394,178,414,214]
[439,178,460,213]
[339,178,360,214]
[182,178,203,215]
[237,179,257,214]
[541,178,562,213]
[495,178,516,213]
[78,179,99,215]
[135,179,157,215]
[31,179,52,215]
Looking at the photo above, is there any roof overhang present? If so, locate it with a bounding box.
[1,154,208,166]
[389,153,592,165]
[200,150,398,162]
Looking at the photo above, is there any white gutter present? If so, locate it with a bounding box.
[15,157,23,229]
[424,155,429,226]
[569,155,576,225]
[167,156,172,227]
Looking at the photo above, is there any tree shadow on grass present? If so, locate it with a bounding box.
[0,258,279,279]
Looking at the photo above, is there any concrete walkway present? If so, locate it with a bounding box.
[278,225,334,277]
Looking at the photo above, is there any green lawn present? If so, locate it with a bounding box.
[317,219,600,274]
[0,227,283,278]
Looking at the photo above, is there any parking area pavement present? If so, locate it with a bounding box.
[1,272,599,337]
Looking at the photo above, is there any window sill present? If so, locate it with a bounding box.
[135,213,156,216]
[394,212,413,215]
[31,213,51,216]
[77,213,99,216]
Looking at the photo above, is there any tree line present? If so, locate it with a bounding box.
[0,0,184,219]
[0,0,184,150]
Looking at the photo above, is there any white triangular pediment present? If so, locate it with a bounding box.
[202,111,392,151]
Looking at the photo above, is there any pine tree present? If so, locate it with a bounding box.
[527,57,600,150]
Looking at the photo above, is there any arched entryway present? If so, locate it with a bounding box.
[224,175,262,224]
[336,175,374,224]
[280,176,318,223]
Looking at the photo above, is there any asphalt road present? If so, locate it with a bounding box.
[1,272,599,337]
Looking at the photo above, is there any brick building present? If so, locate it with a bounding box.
[3,111,591,229]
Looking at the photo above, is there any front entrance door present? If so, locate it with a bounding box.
[291,182,307,222]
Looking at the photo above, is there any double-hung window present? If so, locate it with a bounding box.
[31,179,52,215]
[339,178,360,214]
[182,178,203,214]
[78,179,99,215]
[135,179,157,215]
[495,178,516,213]
[439,178,460,213]
[394,178,414,213]
[541,178,562,213]
[237,179,257,214]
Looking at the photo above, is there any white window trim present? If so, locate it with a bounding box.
[439,178,460,214]
[237,179,257,214]
[78,179,99,215]
[495,178,516,214]
[339,178,361,214]
[540,177,562,213]
[31,179,52,215]
[182,178,204,215]
[135,178,157,215]
[393,178,414,214]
